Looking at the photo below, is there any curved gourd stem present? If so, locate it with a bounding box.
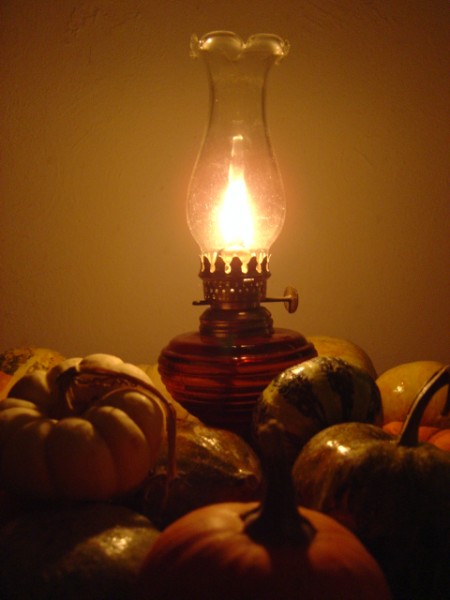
[52,365,79,416]
[243,419,315,545]
[58,366,178,487]
[398,365,450,447]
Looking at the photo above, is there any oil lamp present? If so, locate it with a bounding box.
[159,31,316,441]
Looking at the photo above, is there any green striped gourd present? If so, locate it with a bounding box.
[253,356,382,464]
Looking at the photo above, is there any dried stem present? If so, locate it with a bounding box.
[398,366,450,447]
[244,419,315,546]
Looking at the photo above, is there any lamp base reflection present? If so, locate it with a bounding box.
[158,325,316,443]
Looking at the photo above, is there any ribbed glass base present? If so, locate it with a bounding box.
[158,327,316,442]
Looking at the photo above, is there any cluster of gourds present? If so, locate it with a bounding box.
[0,345,448,600]
[291,366,450,600]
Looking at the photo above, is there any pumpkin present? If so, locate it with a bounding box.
[307,334,377,379]
[138,420,391,600]
[253,355,382,464]
[292,366,450,600]
[0,347,64,401]
[377,360,450,428]
[0,353,176,501]
[383,421,450,451]
[130,417,263,528]
[0,502,160,600]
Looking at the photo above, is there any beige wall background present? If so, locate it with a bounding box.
[1,0,448,376]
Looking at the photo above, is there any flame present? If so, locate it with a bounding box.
[218,142,254,252]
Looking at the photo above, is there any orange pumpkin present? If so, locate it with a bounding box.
[307,334,377,379]
[381,362,450,452]
[383,421,450,451]
[377,360,449,427]
[138,421,391,600]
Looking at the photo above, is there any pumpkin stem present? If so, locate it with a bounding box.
[398,366,450,447]
[243,419,315,545]
[54,365,79,417]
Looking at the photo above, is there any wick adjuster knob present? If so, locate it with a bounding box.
[263,286,299,313]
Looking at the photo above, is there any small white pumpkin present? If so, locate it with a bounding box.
[0,354,176,501]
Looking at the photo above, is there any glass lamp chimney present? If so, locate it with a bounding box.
[186,31,289,276]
